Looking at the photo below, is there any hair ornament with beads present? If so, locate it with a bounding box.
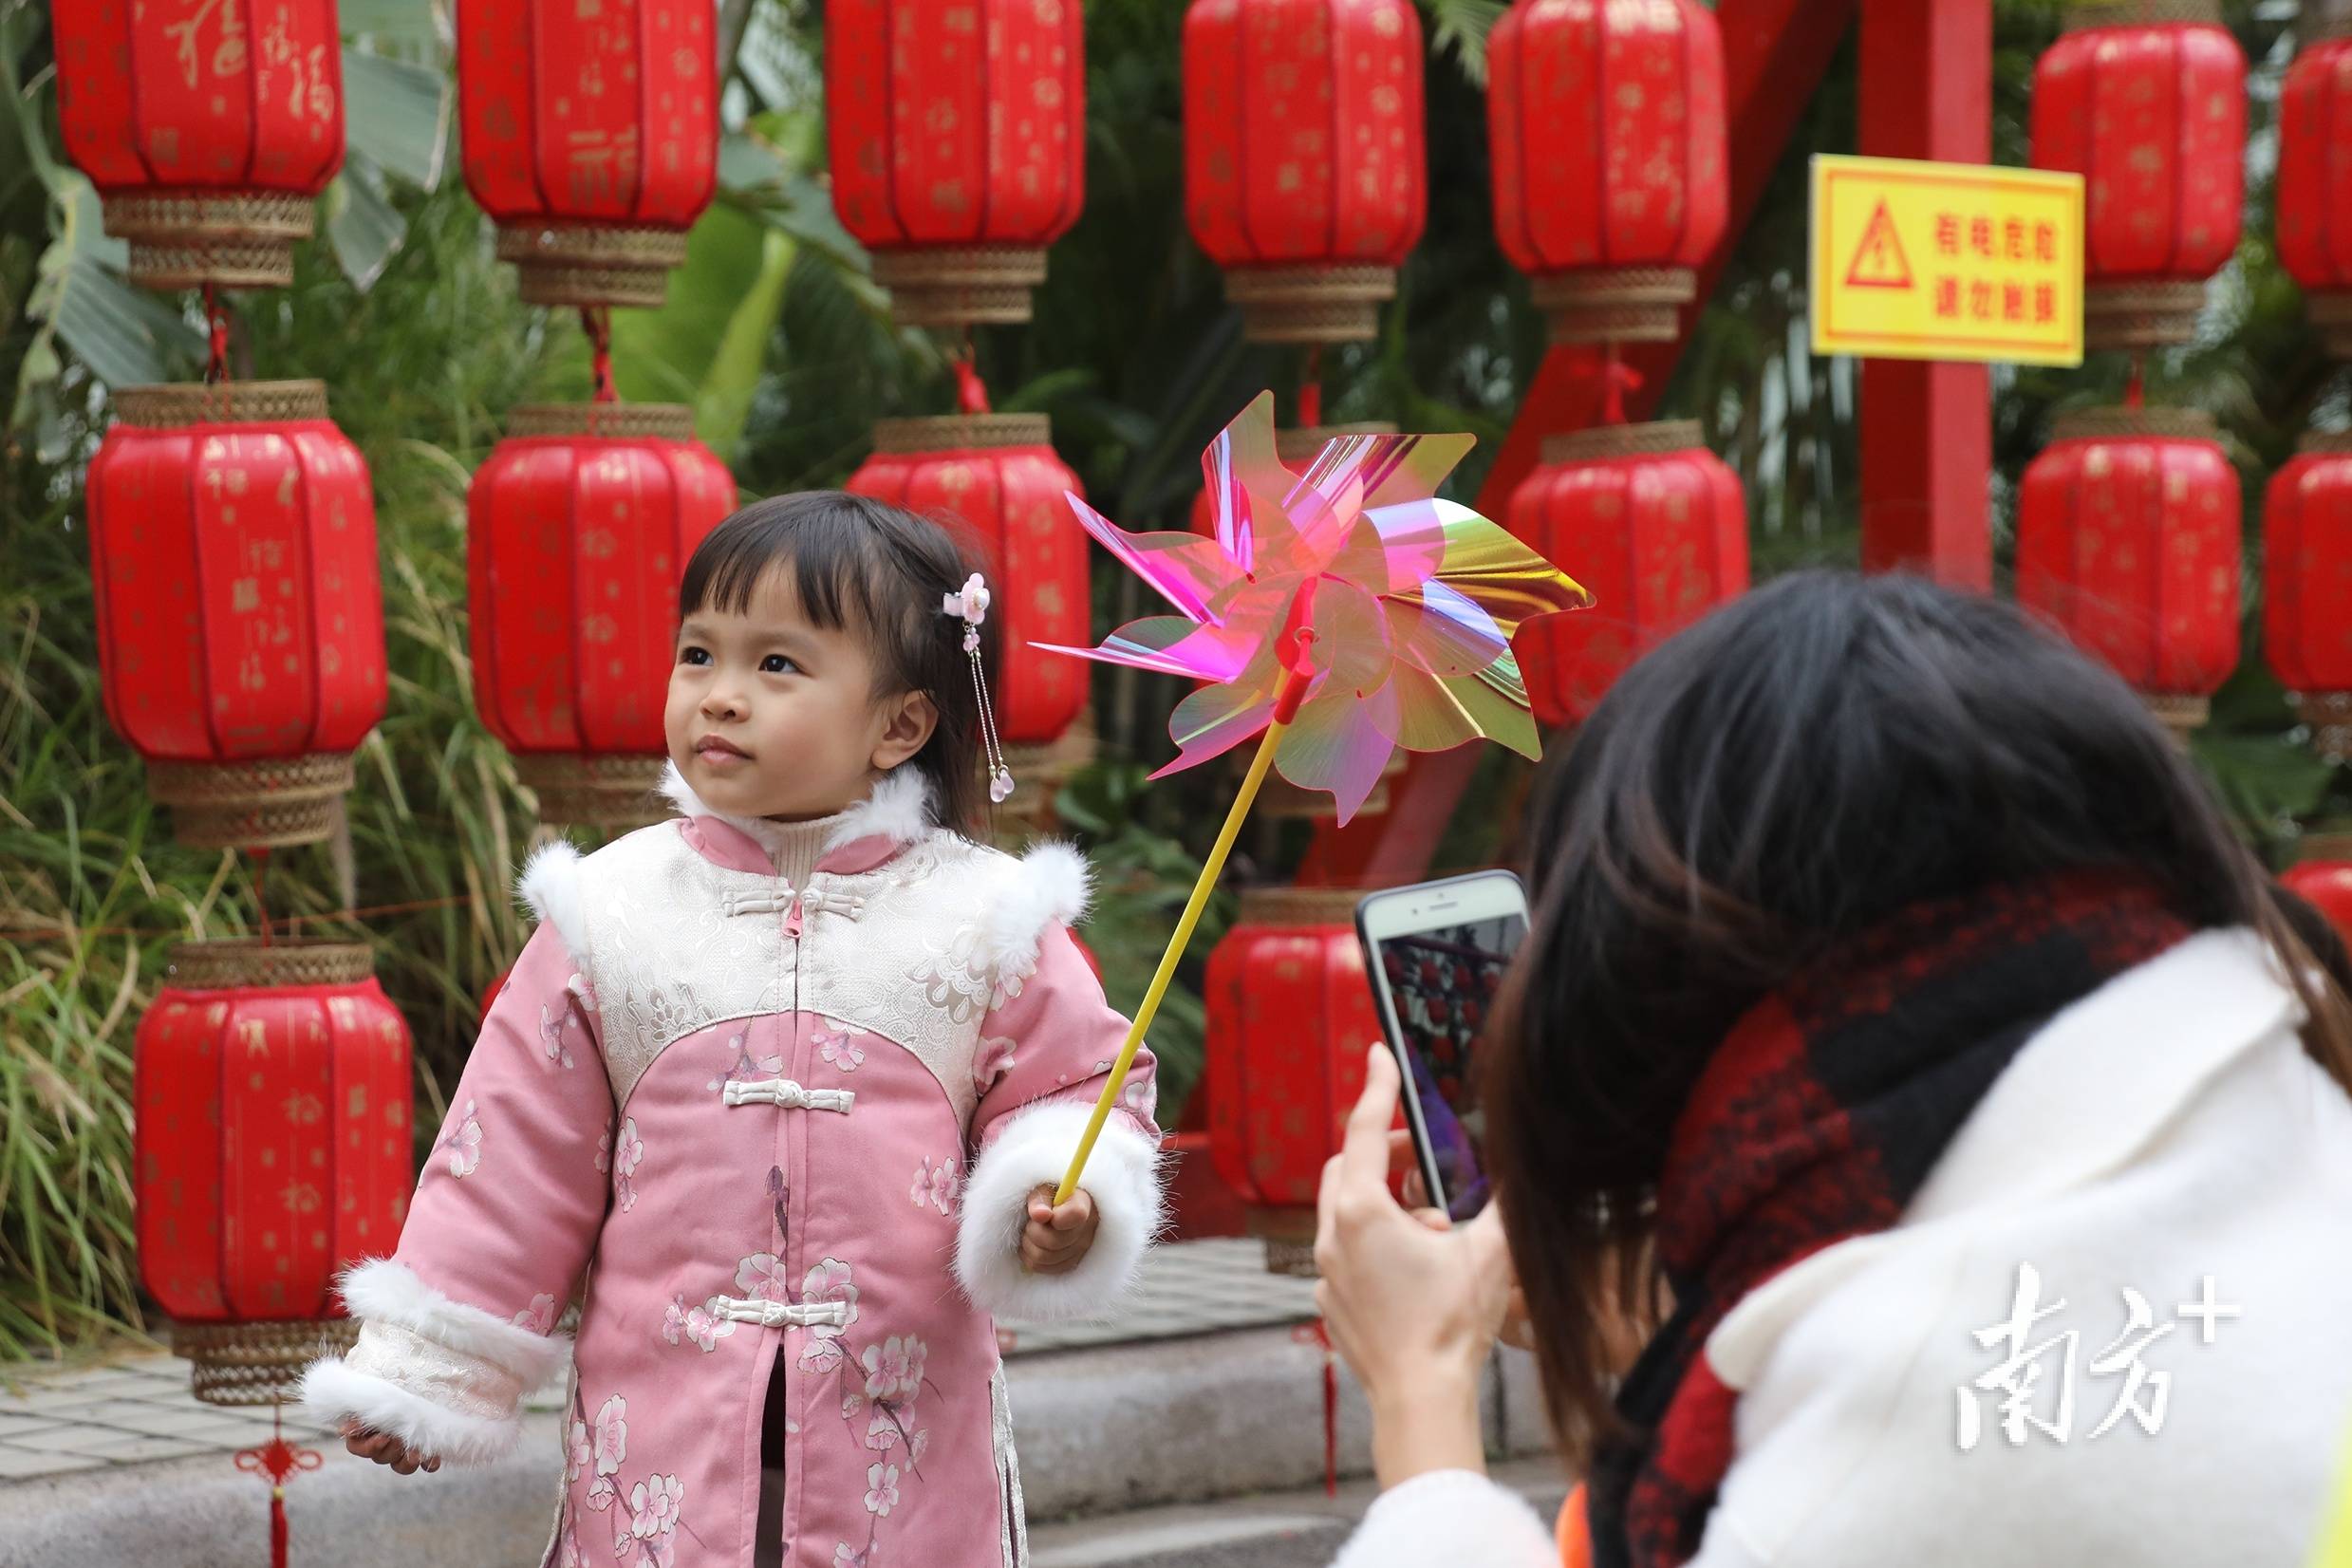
[943,571,1014,804]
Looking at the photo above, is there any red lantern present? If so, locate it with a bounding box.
[1487,0,1727,344]
[847,414,1092,767]
[1183,0,1426,343]
[1205,888,1386,1274]
[2279,27,2352,359]
[2030,2,2246,350]
[1506,420,1747,728]
[2264,432,2352,760]
[86,383,387,849]
[826,0,1085,327]
[469,404,733,825]
[457,0,720,308]
[2017,406,2241,734]
[2282,858,2352,950]
[51,0,345,289]
[137,941,413,1404]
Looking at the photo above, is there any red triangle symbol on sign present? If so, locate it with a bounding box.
[1844,199,1914,290]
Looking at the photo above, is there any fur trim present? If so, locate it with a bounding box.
[297,1354,527,1467]
[514,840,585,958]
[823,765,933,850]
[656,758,933,854]
[975,841,1093,978]
[955,1101,1164,1323]
[1330,1469,1559,1567]
[333,1258,569,1386]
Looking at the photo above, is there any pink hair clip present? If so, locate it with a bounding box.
[943,572,1014,804]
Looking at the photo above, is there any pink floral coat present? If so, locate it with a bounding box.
[303,766,1164,1568]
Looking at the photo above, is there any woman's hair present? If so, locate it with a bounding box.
[677,491,997,834]
[1482,569,2352,1461]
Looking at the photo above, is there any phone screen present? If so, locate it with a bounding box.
[1369,908,1527,1222]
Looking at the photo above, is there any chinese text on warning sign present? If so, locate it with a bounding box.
[1809,155,2084,367]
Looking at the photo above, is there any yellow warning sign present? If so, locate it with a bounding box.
[1809,154,2084,367]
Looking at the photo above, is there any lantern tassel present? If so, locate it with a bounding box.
[954,348,992,415]
[1054,584,1320,1204]
[203,285,231,386]
[584,308,616,403]
[235,1404,322,1568]
[1599,342,1642,426]
[271,1485,289,1568]
[1299,345,1323,429]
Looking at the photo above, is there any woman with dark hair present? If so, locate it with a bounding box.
[1314,571,2352,1568]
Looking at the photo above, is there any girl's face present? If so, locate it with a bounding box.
[665,568,936,822]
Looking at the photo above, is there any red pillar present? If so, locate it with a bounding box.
[1858,0,1993,588]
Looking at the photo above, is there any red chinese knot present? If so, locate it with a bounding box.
[1506,420,1747,729]
[2016,406,2241,734]
[87,383,387,849]
[2277,27,2352,358]
[51,0,345,289]
[469,404,733,825]
[2029,1,2246,349]
[457,0,720,308]
[138,941,413,1405]
[1204,888,1386,1275]
[826,0,1086,327]
[1183,0,1427,344]
[2263,432,2352,760]
[1487,0,1727,344]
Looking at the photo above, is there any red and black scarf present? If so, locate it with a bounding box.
[1585,873,2193,1568]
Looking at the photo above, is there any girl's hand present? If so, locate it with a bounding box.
[1020,1185,1099,1275]
[1397,1135,1536,1353]
[340,1418,440,1475]
[1316,1045,1515,1489]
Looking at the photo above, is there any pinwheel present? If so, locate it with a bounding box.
[1045,392,1589,1201]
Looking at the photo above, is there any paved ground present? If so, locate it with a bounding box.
[0,1239,1318,1483]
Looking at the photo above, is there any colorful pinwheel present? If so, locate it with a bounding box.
[1043,392,1589,1202]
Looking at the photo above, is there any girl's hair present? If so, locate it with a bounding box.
[1482,569,2352,1463]
[677,491,996,834]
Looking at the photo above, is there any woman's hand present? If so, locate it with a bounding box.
[1316,1045,1515,1490]
[340,1418,439,1475]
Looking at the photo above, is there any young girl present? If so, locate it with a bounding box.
[303,493,1165,1568]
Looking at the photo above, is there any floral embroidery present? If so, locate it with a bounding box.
[564,1419,591,1486]
[908,1156,958,1216]
[594,1127,611,1175]
[907,917,1032,1023]
[862,1335,926,1404]
[832,1547,872,1568]
[567,971,598,1014]
[816,1019,868,1073]
[538,1001,576,1071]
[735,1253,791,1304]
[612,1118,644,1212]
[863,1461,902,1518]
[706,1030,783,1093]
[592,1394,627,1479]
[630,1474,683,1539]
[434,1100,482,1179]
[1122,1077,1153,1116]
[796,1258,860,1372]
[587,1473,616,1512]
[513,1293,558,1335]
[973,1035,1018,1093]
[660,1292,737,1353]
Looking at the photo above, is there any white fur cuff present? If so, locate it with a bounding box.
[955,1101,1164,1324]
[298,1351,530,1467]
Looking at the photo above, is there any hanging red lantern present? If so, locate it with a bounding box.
[2017,406,2241,735]
[846,413,1094,812]
[137,941,413,1404]
[2264,432,2352,760]
[2282,857,2352,948]
[2029,1,2246,350]
[1205,888,1386,1275]
[1487,0,1727,345]
[2279,25,2352,359]
[1183,0,1426,343]
[469,404,733,825]
[86,383,387,849]
[51,0,345,289]
[1505,420,1747,728]
[457,0,719,308]
[826,0,1086,327]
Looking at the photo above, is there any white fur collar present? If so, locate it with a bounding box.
[656,759,933,854]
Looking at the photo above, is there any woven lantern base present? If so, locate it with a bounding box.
[147,753,353,851]
[2061,0,2222,27]
[2292,691,2352,764]
[103,192,313,290]
[175,1318,361,1408]
[871,248,1047,327]
[516,754,668,829]
[1534,267,1694,345]
[2145,692,2210,744]
[870,412,1053,453]
[496,224,687,309]
[1223,265,1395,345]
[2084,281,2209,353]
[996,719,1099,842]
[506,402,698,441]
[1541,419,1707,466]
[165,937,375,991]
[1247,1205,1320,1278]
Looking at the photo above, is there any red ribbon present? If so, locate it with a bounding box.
[203,284,231,385]
[953,355,992,415]
[582,308,616,403]
[1599,342,1643,426]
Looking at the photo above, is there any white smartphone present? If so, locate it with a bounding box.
[1354,869,1530,1223]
